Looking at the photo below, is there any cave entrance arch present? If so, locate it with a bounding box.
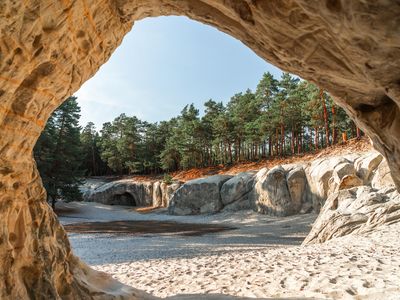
[112,192,137,206]
[1,1,400,299]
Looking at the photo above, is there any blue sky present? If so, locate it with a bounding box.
[74,16,283,129]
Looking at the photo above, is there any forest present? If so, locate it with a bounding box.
[34,72,361,204]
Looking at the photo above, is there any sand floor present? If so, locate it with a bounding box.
[59,202,400,299]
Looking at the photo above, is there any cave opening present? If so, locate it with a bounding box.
[112,192,137,206]
[1,1,399,299]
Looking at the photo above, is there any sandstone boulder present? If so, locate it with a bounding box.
[161,181,182,207]
[286,166,307,213]
[303,186,400,245]
[354,151,383,183]
[168,175,232,215]
[152,181,162,207]
[166,182,182,205]
[86,180,153,206]
[337,174,363,191]
[371,159,396,189]
[329,161,364,193]
[221,197,252,212]
[306,156,356,211]
[251,166,300,216]
[220,171,256,206]
[160,182,169,206]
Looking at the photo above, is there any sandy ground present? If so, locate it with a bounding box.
[59,202,400,299]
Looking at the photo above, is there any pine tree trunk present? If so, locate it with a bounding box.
[314,127,319,150]
[298,129,302,154]
[262,140,266,158]
[91,143,97,176]
[342,131,348,143]
[320,89,330,148]
[291,126,295,155]
[281,123,285,156]
[237,139,241,162]
[331,104,337,145]
[268,136,272,156]
[228,143,233,163]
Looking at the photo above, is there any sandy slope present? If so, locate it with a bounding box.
[59,202,400,299]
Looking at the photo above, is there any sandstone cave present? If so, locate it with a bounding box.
[1,1,400,299]
[112,193,137,206]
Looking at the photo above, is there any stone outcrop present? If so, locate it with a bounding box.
[220,171,255,206]
[84,180,154,206]
[303,186,400,245]
[371,159,396,190]
[286,166,308,213]
[302,152,398,245]
[250,166,306,216]
[305,156,349,211]
[169,175,232,215]
[354,152,383,184]
[161,182,182,208]
[153,181,163,207]
[1,0,400,298]
[165,151,397,219]
[83,179,182,209]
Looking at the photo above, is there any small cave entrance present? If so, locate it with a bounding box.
[112,192,137,206]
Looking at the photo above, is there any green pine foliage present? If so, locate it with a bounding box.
[89,72,360,174]
[35,73,361,189]
[34,96,85,209]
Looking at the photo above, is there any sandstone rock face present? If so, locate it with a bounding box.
[354,152,383,183]
[152,181,162,207]
[286,166,307,213]
[83,179,182,209]
[305,156,349,211]
[220,171,256,206]
[166,182,182,207]
[221,197,253,212]
[85,180,153,207]
[251,166,306,216]
[2,0,400,298]
[220,171,256,212]
[371,159,396,189]
[303,186,400,245]
[160,181,182,208]
[168,175,232,215]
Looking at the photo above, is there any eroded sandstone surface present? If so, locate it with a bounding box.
[83,179,182,208]
[303,185,400,245]
[1,0,400,298]
[164,151,396,218]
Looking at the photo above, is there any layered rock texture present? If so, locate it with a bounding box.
[83,179,181,208]
[303,186,400,245]
[168,175,233,215]
[85,180,153,206]
[1,0,400,298]
[167,151,400,244]
[250,166,307,216]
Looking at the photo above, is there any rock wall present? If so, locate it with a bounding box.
[165,151,397,221]
[85,180,154,206]
[1,0,400,298]
[0,160,154,299]
[303,186,400,245]
[169,175,232,215]
[84,179,181,208]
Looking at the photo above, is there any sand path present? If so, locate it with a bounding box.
[59,202,400,299]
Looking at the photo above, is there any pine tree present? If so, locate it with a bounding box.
[81,122,103,176]
[34,96,84,209]
[85,72,360,175]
